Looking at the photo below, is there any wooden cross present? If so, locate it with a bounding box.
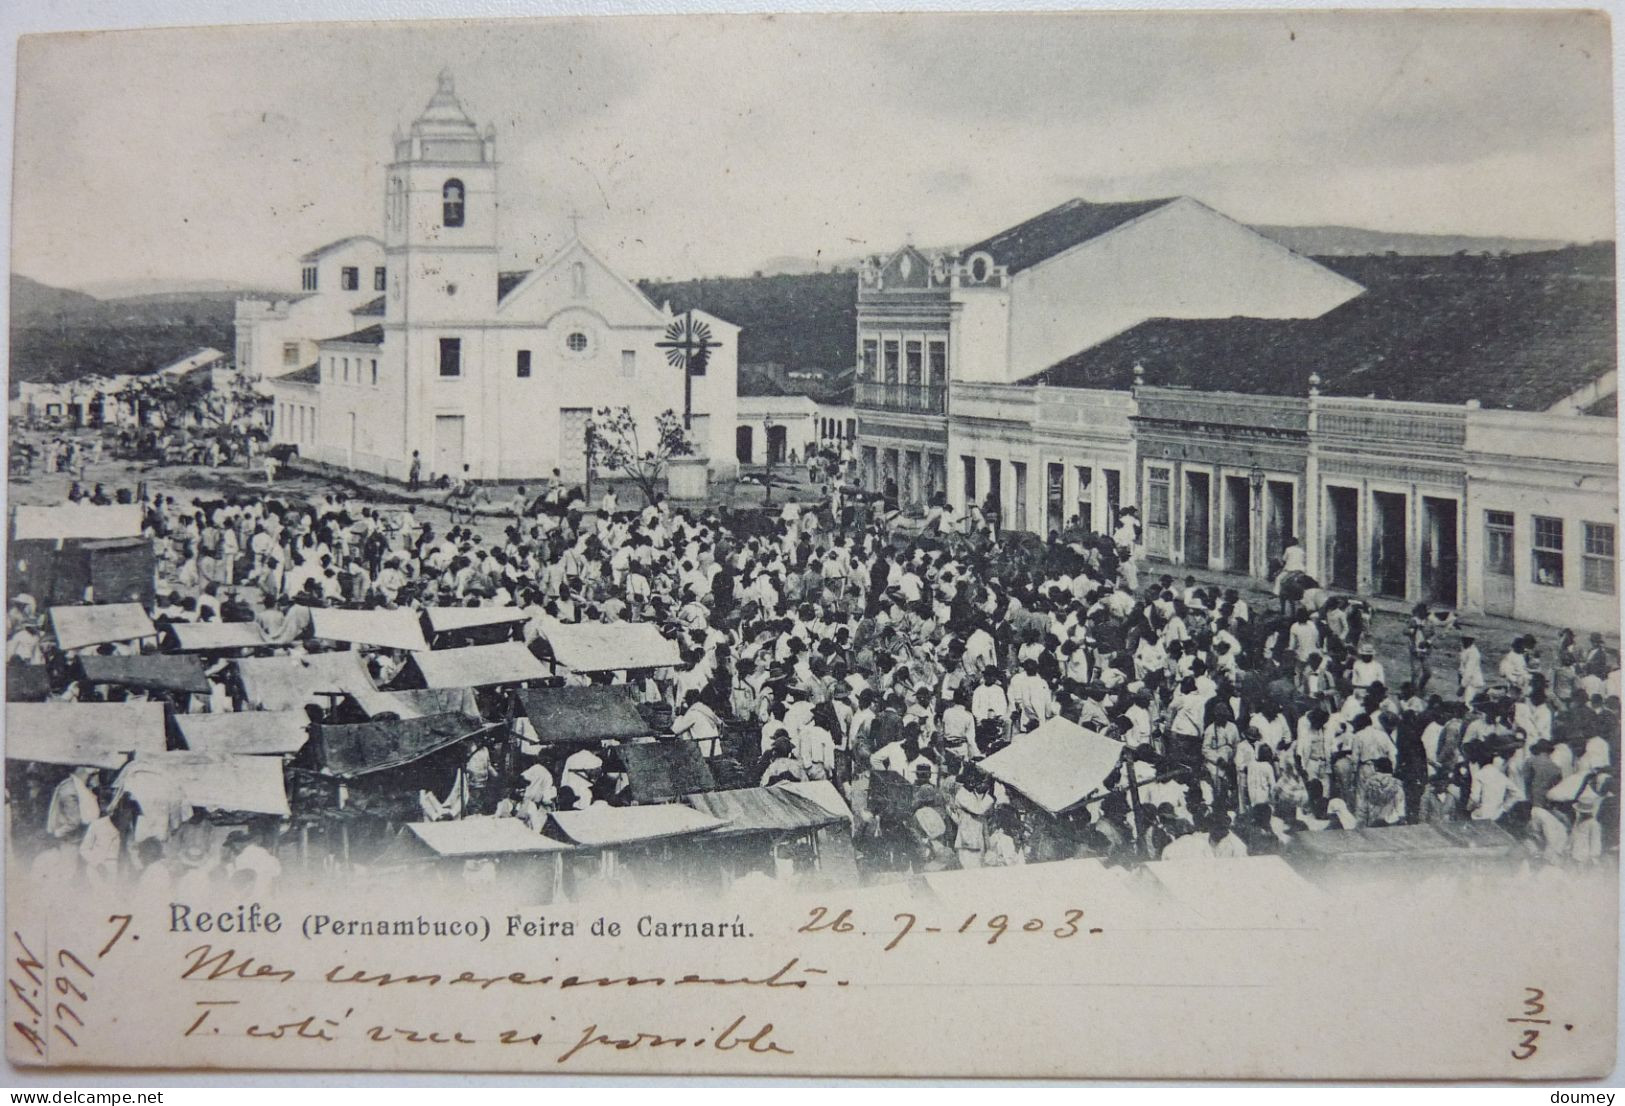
[656,310,722,429]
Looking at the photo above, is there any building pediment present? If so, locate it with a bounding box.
[496,238,668,328]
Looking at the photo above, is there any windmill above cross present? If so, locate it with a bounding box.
[656,310,722,430]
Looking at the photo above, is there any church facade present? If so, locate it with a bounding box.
[261,73,739,485]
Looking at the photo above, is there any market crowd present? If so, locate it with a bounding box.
[8,454,1621,894]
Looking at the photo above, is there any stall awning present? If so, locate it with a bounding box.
[546,804,727,848]
[176,710,312,756]
[168,622,270,652]
[79,653,209,694]
[13,504,143,542]
[683,784,847,837]
[979,716,1125,814]
[312,711,486,778]
[541,621,682,672]
[426,606,528,634]
[618,740,718,803]
[1291,822,1518,863]
[409,643,549,688]
[516,685,648,743]
[234,651,376,711]
[6,665,52,702]
[776,779,854,823]
[5,701,168,768]
[50,603,156,651]
[405,817,573,858]
[118,751,290,816]
[309,607,429,653]
[346,685,479,721]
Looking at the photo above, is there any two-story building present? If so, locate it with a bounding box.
[235,237,386,380]
[855,195,1363,533]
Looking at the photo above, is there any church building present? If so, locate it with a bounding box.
[261,73,739,484]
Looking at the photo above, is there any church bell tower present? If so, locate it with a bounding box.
[383,70,499,325]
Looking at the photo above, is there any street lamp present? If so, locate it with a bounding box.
[763,417,776,506]
[1249,461,1266,574]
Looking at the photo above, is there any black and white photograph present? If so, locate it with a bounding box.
[2,7,1619,1081]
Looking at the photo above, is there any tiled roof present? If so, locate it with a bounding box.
[498,270,532,302]
[352,295,385,317]
[278,362,321,385]
[1031,245,1616,413]
[1585,391,1617,417]
[959,197,1177,274]
[298,235,383,263]
[320,324,385,347]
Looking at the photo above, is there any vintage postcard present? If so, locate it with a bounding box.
[3,8,1618,1079]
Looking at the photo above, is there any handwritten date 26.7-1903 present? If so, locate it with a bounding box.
[797,907,1098,953]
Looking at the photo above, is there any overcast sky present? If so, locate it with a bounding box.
[11,9,1615,292]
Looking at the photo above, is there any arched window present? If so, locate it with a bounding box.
[442,179,465,228]
[571,261,586,297]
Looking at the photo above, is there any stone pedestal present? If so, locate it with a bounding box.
[666,457,709,501]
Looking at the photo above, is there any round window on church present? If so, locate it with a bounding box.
[566,331,589,354]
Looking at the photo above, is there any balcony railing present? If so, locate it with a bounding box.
[855,379,947,415]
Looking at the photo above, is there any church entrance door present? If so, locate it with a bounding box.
[433,415,465,479]
[559,407,591,483]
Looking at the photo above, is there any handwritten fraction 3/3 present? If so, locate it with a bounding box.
[1508,986,1575,1061]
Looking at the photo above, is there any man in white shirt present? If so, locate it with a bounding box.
[1350,644,1386,695]
[971,668,1009,725]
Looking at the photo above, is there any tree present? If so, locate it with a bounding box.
[585,406,694,506]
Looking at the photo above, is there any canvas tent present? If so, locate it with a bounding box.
[516,685,649,744]
[6,665,52,702]
[426,606,528,634]
[117,751,290,817]
[346,685,479,721]
[168,622,270,652]
[1289,821,1518,865]
[978,717,1126,814]
[403,817,572,859]
[539,621,681,672]
[79,653,209,694]
[311,712,488,778]
[546,804,726,848]
[176,710,312,756]
[776,779,854,823]
[5,701,168,768]
[308,607,429,654]
[409,643,549,689]
[12,516,154,607]
[13,504,142,541]
[617,740,718,803]
[234,651,376,711]
[49,603,156,651]
[683,784,847,838]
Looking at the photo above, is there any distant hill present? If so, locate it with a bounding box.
[1251,224,1573,257]
[638,270,858,375]
[76,277,272,299]
[9,275,247,394]
[11,274,101,318]
[756,227,1576,274]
